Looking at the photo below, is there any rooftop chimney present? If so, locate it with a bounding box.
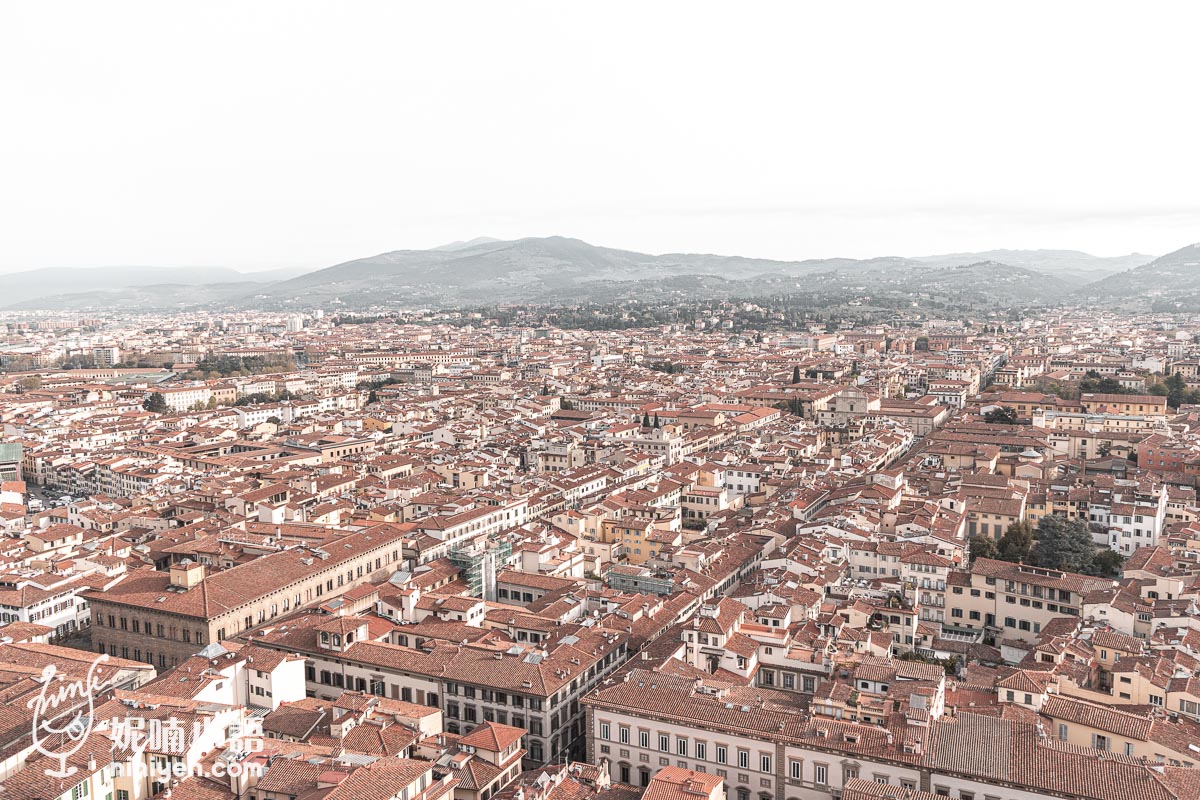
[169,561,205,589]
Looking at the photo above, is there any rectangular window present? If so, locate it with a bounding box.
[659,734,669,752]
[639,731,649,748]
[760,754,771,773]
[790,761,801,780]
[738,750,749,769]
[695,741,706,760]
[600,723,610,740]
[716,745,727,764]
[677,738,688,756]
[814,764,827,785]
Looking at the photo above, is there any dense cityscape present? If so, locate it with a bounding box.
[6,2,1199,799]
[2,303,1200,800]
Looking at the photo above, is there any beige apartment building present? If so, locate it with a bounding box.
[1040,695,1200,766]
[943,558,1116,643]
[1079,393,1168,417]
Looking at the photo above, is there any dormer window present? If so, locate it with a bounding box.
[332,634,342,646]
[321,632,329,645]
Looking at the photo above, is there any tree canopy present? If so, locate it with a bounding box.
[968,535,998,563]
[982,516,1123,577]
[983,406,1018,424]
[1032,515,1096,574]
[997,520,1034,562]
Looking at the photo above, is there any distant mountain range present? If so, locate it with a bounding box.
[2,264,310,308]
[1075,243,1200,309]
[4,238,1197,312]
[913,249,1155,286]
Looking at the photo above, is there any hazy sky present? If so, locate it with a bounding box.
[3,2,1198,273]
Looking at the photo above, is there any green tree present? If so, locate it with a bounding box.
[792,365,801,384]
[983,406,1018,424]
[1162,372,1197,408]
[266,416,282,425]
[642,412,651,427]
[775,397,805,417]
[143,392,168,413]
[234,392,277,406]
[17,375,42,391]
[1032,515,1095,573]
[997,520,1034,563]
[968,535,998,563]
[1085,548,1125,578]
[367,388,379,405]
[653,413,661,428]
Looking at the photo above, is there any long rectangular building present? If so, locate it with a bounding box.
[252,611,630,769]
[583,668,1189,800]
[85,522,413,669]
